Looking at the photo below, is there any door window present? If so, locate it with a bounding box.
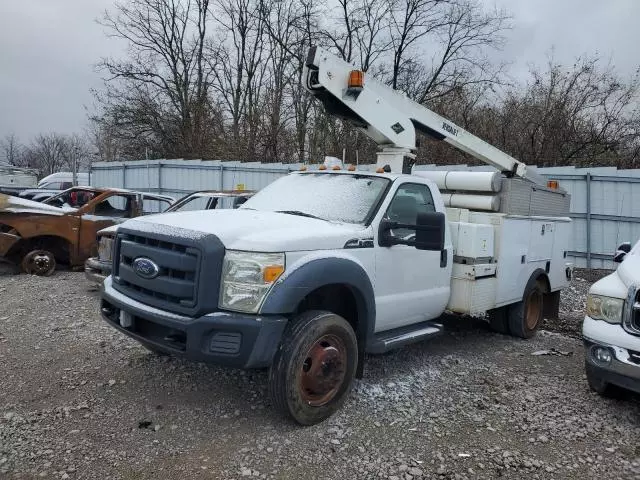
[172,195,216,212]
[384,183,435,239]
[142,197,172,214]
[92,195,134,218]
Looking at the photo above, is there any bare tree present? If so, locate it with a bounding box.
[388,0,509,101]
[97,0,215,158]
[22,134,69,175]
[1,134,23,166]
[210,0,268,160]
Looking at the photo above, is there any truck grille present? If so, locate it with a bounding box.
[631,291,640,333]
[111,223,225,317]
[623,286,640,336]
[114,233,199,310]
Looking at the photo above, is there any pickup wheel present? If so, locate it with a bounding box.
[268,310,357,426]
[21,249,57,276]
[585,361,612,396]
[508,281,545,339]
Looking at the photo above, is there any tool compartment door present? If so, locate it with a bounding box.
[528,221,555,261]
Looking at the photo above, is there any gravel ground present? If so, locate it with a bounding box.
[1,271,640,480]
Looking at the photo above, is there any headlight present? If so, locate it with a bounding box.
[219,251,285,313]
[586,294,624,324]
[98,236,114,263]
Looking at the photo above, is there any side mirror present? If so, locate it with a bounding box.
[415,212,445,251]
[614,251,626,263]
[378,212,445,251]
[618,242,632,253]
[614,242,631,263]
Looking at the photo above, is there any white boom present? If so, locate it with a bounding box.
[304,46,547,186]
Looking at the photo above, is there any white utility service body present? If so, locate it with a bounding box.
[99,45,573,425]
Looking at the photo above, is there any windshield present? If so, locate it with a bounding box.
[240,173,390,224]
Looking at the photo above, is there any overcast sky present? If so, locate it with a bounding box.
[0,0,638,142]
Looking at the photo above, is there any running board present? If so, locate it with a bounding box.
[367,320,443,354]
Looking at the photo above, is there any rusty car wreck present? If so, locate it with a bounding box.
[0,187,174,276]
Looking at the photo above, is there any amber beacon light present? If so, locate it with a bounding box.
[346,70,365,97]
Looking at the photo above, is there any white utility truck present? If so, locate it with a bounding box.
[100,47,573,425]
[583,239,640,395]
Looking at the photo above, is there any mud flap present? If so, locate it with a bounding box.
[543,290,561,320]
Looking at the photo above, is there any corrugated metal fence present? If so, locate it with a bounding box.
[91,160,640,270]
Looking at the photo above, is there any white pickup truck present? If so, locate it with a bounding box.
[583,240,640,395]
[99,46,573,425]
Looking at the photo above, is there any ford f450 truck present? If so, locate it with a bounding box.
[100,47,573,425]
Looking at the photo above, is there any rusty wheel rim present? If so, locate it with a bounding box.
[23,251,55,276]
[299,334,347,407]
[525,289,543,330]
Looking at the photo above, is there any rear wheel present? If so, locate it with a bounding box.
[508,281,545,339]
[21,249,56,276]
[268,310,357,426]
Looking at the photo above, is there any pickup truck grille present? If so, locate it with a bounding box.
[114,233,199,310]
[111,223,225,317]
[623,286,640,336]
[630,291,640,333]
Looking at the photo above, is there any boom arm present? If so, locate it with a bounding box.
[304,46,545,185]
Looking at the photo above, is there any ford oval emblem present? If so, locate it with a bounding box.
[132,257,160,279]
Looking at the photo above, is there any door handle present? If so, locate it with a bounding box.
[440,249,448,268]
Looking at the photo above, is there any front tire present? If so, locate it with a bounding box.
[21,249,57,276]
[268,310,358,426]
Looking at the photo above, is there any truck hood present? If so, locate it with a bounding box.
[132,209,371,251]
[590,240,640,298]
[0,193,68,216]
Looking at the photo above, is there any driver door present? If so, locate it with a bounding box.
[374,182,451,332]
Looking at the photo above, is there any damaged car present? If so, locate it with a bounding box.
[0,187,174,276]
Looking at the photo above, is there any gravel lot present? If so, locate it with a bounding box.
[2,270,640,480]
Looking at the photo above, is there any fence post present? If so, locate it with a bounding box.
[586,172,592,269]
[158,162,162,193]
[122,165,127,189]
[219,164,224,191]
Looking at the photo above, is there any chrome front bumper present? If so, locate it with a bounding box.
[583,316,640,393]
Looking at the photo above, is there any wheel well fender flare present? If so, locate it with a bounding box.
[7,235,71,262]
[260,256,376,356]
[525,268,550,298]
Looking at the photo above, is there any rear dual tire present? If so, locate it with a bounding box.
[488,281,545,339]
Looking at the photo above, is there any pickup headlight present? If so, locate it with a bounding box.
[219,251,285,313]
[586,294,624,324]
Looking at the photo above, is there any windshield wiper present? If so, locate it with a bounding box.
[275,210,326,221]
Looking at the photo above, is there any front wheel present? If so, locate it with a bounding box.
[268,310,358,426]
